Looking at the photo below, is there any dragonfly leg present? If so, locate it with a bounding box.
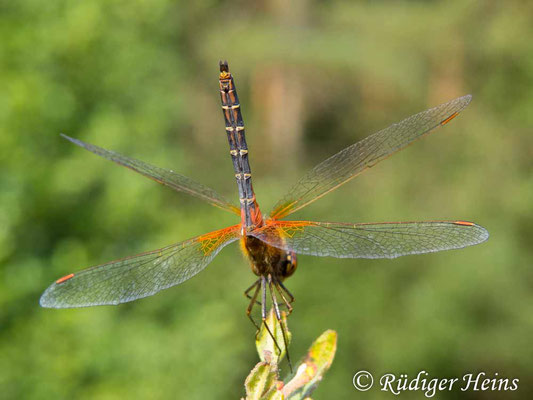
[244,279,262,306]
[245,280,262,334]
[260,275,283,359]
[268,275,293,372]
[277,280,295,305]
[273,280,293,315]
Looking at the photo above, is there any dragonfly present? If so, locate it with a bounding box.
[41,61,488,368]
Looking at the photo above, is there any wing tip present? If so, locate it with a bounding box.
[454,221,489,245]
[39,286,56,308]
[462,94,473,109]
[439,94,472,116]
[39,273,77,308]
[476,224,490,244]
[60,133,83,147]
[440,94,472,125]
[457,94,473,111]
[454,93,472,106]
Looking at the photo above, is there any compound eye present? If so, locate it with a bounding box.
[282,252,298,278]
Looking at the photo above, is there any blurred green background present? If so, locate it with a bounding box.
[1,0,532,398]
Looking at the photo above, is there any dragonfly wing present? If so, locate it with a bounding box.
[61,134,240,215]
[249,220,488,259]
[270,95,472,219]
[40,225,241,308]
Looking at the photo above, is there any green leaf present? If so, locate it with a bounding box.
[244,309,336,399]
[244,361,279,400]
[261,384,284,400]
[255,309,291,366]
[282,330,337,399]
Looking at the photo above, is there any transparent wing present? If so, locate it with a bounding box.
[249,220,488,259]
[40,225,241,308]
[270,95,472,219]
[62,134,240,215]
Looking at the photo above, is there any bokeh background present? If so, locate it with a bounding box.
[1,0,532,398]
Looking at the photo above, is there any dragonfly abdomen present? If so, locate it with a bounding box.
[219,61,263,231]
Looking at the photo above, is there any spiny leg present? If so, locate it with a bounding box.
[244,279,262,307]
[273,280,293,315]
[245,280,262,333]
[260,275,283,359]
[268,275,293,372]
[244,279,259,299]
[278,280,295,305]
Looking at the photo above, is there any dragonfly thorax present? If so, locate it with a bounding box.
[241,235,298,279]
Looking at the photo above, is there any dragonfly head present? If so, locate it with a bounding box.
[280,251,298,279]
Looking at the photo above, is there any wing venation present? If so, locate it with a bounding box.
[270,95,472,219]
[61,135,240,215]
[249,220,488,259]
[40,225,241,308]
